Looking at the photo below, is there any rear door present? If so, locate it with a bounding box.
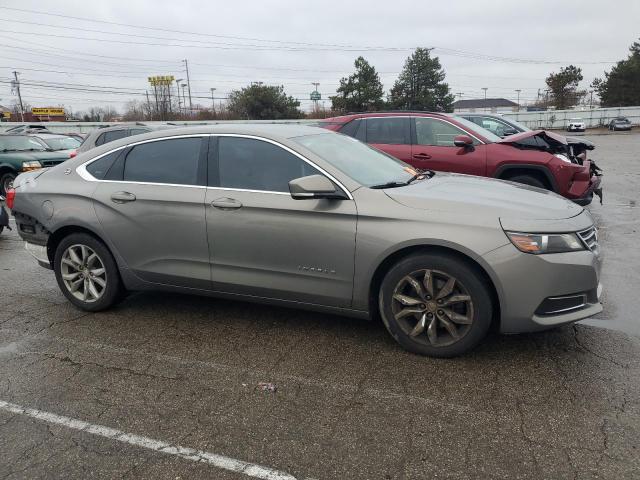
[363,117,412,163]
[411,117,487,176]
[92,136,210,289]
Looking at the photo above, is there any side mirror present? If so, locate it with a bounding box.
[453,135,474,148]
[503,128,518,137]
[289,174,347,200]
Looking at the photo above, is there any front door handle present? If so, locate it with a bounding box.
[110,191,136,203]
[413,153,432,160]
[211,197,243,210]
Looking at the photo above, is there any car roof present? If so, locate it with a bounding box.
[321,111,448,123]
[29,133,74,139]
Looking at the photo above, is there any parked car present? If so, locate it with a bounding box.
[29,133,82,155]
[608,117,632,131]
[0,134,71,195]
[0,195,9,235]
[319,112,602,205]
[76,124,171,154]
[8,125,603,357]
[461,113,597,158]
[4,124,52,134]
[567,118,586,132]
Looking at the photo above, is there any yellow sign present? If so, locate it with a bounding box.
[31,107,65,116]
[148,75,175,86]
[2,112,9,118]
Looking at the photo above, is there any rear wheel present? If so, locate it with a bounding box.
[379,253,493,357]
[0,171,16,196]
[54,233,123,311]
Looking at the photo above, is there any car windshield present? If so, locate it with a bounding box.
[0,135,48,152]
[293,133,415,187]
[40,136,81,150]
[503,117,531,132]
[446,116,502,143]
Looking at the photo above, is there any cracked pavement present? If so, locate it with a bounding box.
[0,132,639,479]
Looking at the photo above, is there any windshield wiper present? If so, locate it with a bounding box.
[370,170,435,189]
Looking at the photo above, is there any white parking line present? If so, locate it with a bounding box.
[0,400,299,480]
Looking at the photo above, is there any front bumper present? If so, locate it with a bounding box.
[566,160,603,205]
[483,241,602,334]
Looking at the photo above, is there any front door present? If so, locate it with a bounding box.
[205,136,357,308]
[411,117,487,176]
[92,136,211,289]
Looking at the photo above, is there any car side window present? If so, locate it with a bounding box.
[99,129,129,145]
[479,118,508,136]
[365,118,410,144]
[86,150,122,180]
[415,118,477,146]
[129,128,149,136]
[123,137,202,185]
[339,120,361,138]
[216,137,320,192]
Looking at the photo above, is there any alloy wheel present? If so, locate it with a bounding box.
[60,244,107,303]
[391,269,474,347]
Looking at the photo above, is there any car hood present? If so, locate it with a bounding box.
[384,173,583,221]
[0,151,69,162]
[498,129,594,151]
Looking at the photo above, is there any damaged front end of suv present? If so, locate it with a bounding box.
[498,130,603,204]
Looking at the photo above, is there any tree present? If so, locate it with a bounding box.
[226,84,303,120]
[389,48,454,112]
[545,65,585,110]
[330,57,384,112]
[591,38,640,107]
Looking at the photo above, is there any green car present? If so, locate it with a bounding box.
[0,134,71,195]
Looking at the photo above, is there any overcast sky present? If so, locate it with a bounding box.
[1,0,638,114]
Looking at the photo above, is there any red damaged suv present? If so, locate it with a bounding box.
[319,112,602,205]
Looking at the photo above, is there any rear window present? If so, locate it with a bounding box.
[96,129,129,146]
[86,150,121,180]
[339,119,361,138]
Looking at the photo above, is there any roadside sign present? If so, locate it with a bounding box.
[148,75,175,86]
[310,91,321,101]
[1,112,10,118]
[31,107,65,116]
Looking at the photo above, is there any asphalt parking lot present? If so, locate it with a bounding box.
[1,132,639,480]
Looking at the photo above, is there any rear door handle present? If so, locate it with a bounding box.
[211,197,243,210]
[413,153,432,160]
[110,191,136,203]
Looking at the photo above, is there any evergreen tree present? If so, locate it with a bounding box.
[389,48,454,112]
[592,39,640,107]
[331,57,384,112]
[227,84,303,119]
[545,65,585,109]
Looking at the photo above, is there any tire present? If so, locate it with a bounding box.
[0,171,16,196]
[53,232,124,312]
[505,174,547,190]
[378,253,493,357]
[0,226,3,235]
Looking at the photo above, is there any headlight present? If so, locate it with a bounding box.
[21,161,42,171]
[505,231,585,254]
[553,154,572,164]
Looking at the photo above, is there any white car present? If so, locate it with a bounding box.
[567,118,586,132]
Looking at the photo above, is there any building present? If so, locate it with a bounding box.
[453,98,519,114]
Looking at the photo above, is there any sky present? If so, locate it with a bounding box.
[0,0,638,114]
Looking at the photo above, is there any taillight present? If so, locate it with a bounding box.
[69,150,77,158]
[6,188,15,210]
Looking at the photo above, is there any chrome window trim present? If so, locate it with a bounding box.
[358,115,486,145]
[76,133,353,200]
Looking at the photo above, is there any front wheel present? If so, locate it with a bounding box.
[379,253,493,357]
[54,233,124,311]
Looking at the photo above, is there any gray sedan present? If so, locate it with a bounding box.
[9,125,603,357]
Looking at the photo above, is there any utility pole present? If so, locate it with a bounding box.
[481,87,488,112]
[12,71,24,122]
[515,89,521,111]
[145,90,152,120]
[175,78,183,115]
[182,59,193,115]
[456,92,463,100]
[181,84,187,116]
[210,87,216,117]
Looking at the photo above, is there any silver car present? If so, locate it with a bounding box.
[9,125,603,357]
